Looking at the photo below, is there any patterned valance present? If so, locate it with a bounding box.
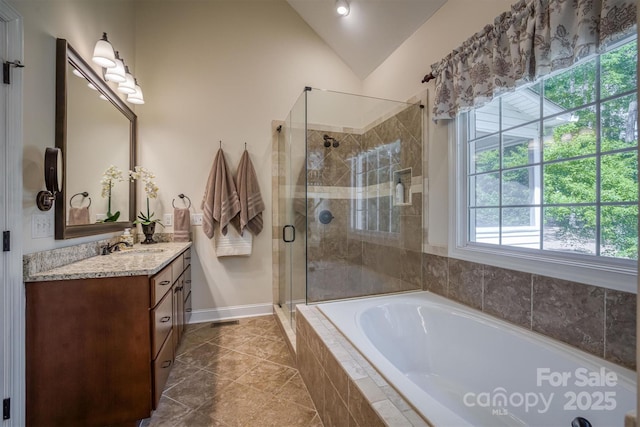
[428,0,637,120]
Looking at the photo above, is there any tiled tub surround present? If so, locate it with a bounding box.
[423,253,637,370]
[296,304,429,427]
[24,241,192,281]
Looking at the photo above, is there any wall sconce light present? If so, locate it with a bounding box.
[117,65,136,94]
[127,79,145,104]
[104,51,126,83]
[36,147,63,211]
[336,0,350,16]
[93,32,145,105]
[91,32,116,68]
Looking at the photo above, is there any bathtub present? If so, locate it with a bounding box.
[318,291,636,427]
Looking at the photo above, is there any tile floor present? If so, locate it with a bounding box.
[141,315,323,427]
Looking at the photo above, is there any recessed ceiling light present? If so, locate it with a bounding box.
[336,0,350,16]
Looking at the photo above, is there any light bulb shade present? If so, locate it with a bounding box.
[117,70,136,94]
[127,83,144,104]
[336,0,350,16]
[92,33,116,68]
[104,53,126,83]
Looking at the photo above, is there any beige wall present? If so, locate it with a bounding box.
[11,0,136,253]
[14,0,517,315]
[362,0,514,252]
[133,1,361,312]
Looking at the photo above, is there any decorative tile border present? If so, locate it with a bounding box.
[296,304,431,427]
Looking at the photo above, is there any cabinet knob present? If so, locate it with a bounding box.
[161,360,172,369]
[160,280,171,286]
[186,308,192,313]
[160,316,171,323]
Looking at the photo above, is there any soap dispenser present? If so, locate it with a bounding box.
[395,177,405,205]
[121,228,134,246]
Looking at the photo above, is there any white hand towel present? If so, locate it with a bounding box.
[214,226,252,257]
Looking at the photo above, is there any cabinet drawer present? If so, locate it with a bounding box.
[151,291,173,358]
[171,255,184,285]
[150,266,173,307]
[152,329,174,409]
[183,264,192,297]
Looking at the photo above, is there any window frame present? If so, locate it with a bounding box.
[449,44,638,293]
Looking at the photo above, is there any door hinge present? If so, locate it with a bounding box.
[3,230,10,252]
[3,60,24,85]
[2,398,9,420]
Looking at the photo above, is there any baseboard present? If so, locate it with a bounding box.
[188,303,274,324]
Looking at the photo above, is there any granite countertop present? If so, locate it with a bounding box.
[25,242,192,282]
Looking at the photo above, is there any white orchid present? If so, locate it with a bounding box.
[99,165,125,221]
[100,165,125,198]
[129,166,163,227]
[129,166,158,198]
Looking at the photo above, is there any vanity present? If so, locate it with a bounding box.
[24,242,192,426]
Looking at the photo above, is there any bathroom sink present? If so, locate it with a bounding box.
[115,247,167,255]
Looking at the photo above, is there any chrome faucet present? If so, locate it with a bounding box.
[101,241,133,255]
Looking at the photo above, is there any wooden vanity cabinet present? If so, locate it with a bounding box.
[26,247,193,427]
[26,276,153,427]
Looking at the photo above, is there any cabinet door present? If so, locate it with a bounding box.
[172,276,185,351]
[184,291,192,326]
[26,277,152,426]
[183,264,192,298]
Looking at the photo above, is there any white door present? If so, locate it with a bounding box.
[0,1,23,425]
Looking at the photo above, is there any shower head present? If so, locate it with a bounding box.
[323,134,339,148]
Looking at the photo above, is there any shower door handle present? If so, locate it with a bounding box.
[283,225,295,243]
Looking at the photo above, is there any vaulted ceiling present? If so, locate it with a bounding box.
[286,0,447,79]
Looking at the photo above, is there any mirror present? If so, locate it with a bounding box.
[55,38,137,239]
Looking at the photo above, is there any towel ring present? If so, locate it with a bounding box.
[172,193,192,209]
[70,192,91,208]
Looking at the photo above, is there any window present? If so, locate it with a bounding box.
[453,37,638,292]
[351,140,401,234]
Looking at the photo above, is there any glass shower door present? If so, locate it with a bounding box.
[281,90,307,329]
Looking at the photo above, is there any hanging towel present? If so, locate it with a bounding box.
[234,149,265,235]
[68,206,90,225]
[173,207,190,242]
[214,225,252,257]
[201,148,241,238]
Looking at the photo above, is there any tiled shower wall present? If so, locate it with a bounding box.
[306,104,423,302]
[423,253,637,370]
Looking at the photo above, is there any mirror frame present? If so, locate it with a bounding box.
[54,38,137,239]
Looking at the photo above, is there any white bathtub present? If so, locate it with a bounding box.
[318,291,636,427]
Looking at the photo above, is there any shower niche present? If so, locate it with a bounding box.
[393,168,412,206]
[273,87,424,330]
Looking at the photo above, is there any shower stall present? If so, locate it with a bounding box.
[274,88,424,330]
